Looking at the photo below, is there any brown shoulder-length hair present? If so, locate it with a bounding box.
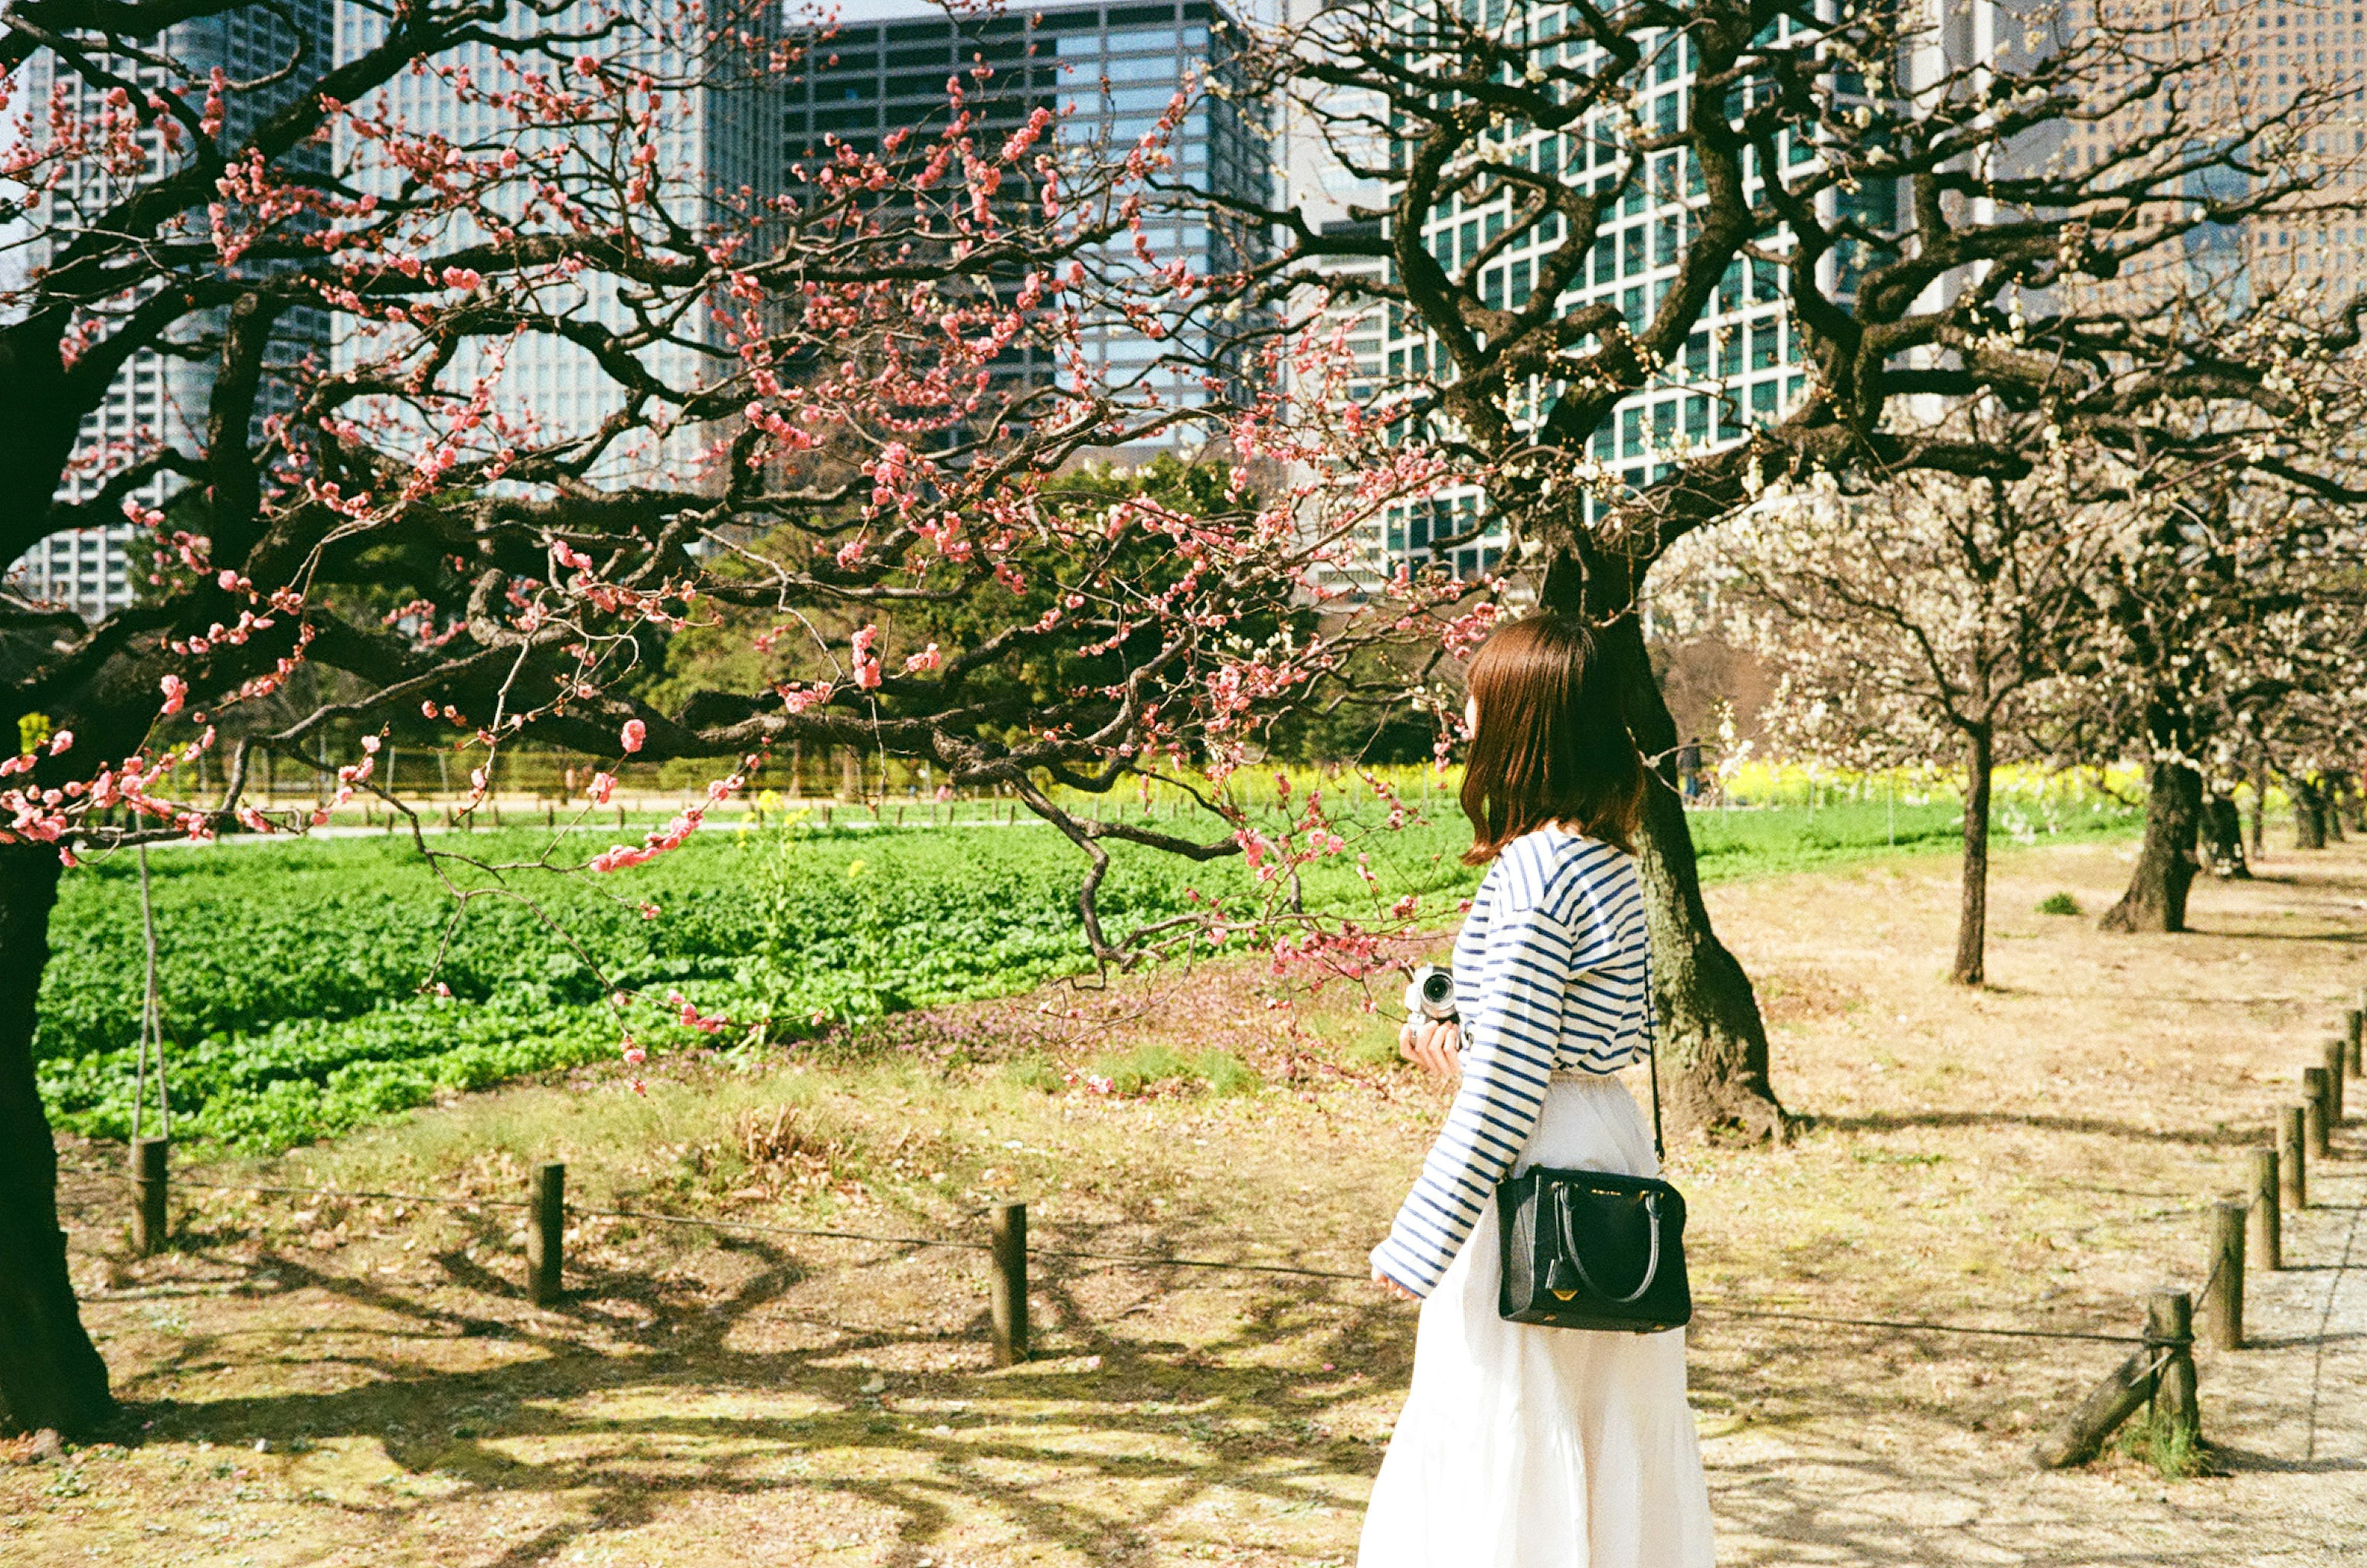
[1458,613,1647,865]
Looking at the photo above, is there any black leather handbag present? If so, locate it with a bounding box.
[1495,1017,1691,1334]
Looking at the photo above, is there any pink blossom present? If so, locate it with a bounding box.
[587,771,616,804]
[159,675,187,716]
[851,624,883,690]
[620,719,647,754]
[47,730,72,756]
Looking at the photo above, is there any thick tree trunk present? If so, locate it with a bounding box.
[2246,757,2266,860]
[2202,794,2250,879]
[2294,778,2328,850]
[2100,762,2203,933]
[1597,612,1787,1141]
[0,844,115,1437]
[2328,780,2350,843]
[1952,726,1992,986]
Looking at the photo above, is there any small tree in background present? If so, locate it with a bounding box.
[1664,438,2103,984]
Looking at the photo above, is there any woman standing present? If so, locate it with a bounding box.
[1362,613,1715,1568]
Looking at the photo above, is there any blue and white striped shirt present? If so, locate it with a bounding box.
[1371,825,1653,1298]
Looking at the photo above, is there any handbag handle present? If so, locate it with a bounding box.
[1555,1184,1662,1304]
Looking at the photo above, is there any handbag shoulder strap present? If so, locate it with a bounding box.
[1644,958,1666,1166]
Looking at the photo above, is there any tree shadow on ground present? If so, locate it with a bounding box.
[86,1205,1404,1567]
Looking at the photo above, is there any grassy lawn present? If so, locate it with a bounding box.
[36,783,2135,1156]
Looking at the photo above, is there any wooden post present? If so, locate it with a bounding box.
[989,1201,1027,1366]
[2348,1007,2365,1078]
[528,1162,565,1305]
[546,803,556,828]
[131,1137,168,1256]
[2305,1068,2332,1158]
[2251,1146,2281,1271]
[2152,1291,2200,1449]
[2283,1105,2309,1210]
[2327,1036,2349,1124]
[2034,1290,2196,1468]
[616,804,626,828]
[2204,1201,2245,1350]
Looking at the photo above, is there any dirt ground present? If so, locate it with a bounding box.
[9,831,2367,1566]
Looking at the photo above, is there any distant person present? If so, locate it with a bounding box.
[1365,613,1714,1568]
[1677,736,1704,802]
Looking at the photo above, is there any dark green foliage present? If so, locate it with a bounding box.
[37,791,2135,1154]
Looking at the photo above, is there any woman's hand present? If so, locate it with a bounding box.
[1397,1018,1463,1082]
[1372,1268,1417,1302]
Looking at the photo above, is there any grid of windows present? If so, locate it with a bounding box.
[327,1,780,489]
[1362,6,1853,584]
[6,1,337,622]
[2053,0,2367,295]
[782,0,1270,425]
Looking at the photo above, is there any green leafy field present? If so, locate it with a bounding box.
[37,788,2136,1153]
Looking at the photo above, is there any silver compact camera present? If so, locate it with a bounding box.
[1404,964,1458,1023]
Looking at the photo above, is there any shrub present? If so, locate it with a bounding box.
[2035,891,2082,917]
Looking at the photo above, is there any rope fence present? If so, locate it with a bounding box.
[171,1175,2171,1336]
[112,992,2367,1463]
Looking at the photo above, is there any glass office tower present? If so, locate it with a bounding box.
[7,1,338,621]
[782,0,1272,431]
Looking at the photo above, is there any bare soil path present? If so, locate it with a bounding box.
[8,831,2367,1566]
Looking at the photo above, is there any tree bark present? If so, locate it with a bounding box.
[2202,794,2250,879]
[0,844,116,1437]
[2246,756,2266,860]
[2101,762,2204,933]
[1595,611,1787,1140]
[2294,777,2328,850]
[1952,725,1992,986]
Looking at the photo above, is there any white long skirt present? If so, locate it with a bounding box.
[1358,1073,1715,1568]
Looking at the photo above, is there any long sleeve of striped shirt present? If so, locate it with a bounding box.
[1370,883,1579,1298]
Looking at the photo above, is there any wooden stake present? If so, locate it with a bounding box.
[2305,1068,2332,1158]
[990,1201,1028,1366]
[2151,1291,2200,1450]
[2348,1008,2365,1079]
[2250,1146,2281,1271]
[528,1162,565,1306]
[2034,1290,2196,1468]
[2282,1105,2309,1211]
[2203,1201,2245,1350]
[131,1137,168,1257]
[2327,1037,2349,1124]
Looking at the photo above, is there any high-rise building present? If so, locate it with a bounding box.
[329,1,782,487]
[6,1,338,622]
[781,0,1272,430]
[2050,0,2367,298]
